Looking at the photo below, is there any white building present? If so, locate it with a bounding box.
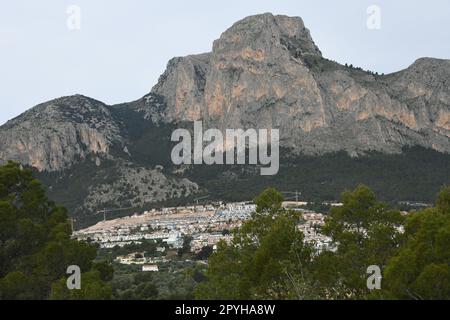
[142,265,159,272]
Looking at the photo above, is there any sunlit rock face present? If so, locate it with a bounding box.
[0,13,449,218]
[0,94,200,214]
[1,14,450,170]
[153,14,327,136]
[152,13,450,155]
[2,13,450,172]
[0,95,121,171]
[151,53,211,122]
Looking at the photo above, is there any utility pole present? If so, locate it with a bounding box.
[281,190,302,203]
[97,206,136,222]
[69,218,76,233]
[96,209,107,222]
[194,195,210,205]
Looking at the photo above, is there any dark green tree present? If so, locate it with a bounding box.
[177,235,193,257]
[313,185,404,299]
[92,261,114,282]
[0,162,112,300]
[195,246,214,261]
[196,188,315,299]
[382,186,450,299]
[134,282,158,300]
[49,270,112,300]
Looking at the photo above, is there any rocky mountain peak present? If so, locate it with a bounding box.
[391,58,450,95]
[150,13,449,155]
[0,13,449,221]
[152,13,325,124]
[1,14,450,171]
[0,94,122,171]
[3,95,110,128]
[213,13,322,58]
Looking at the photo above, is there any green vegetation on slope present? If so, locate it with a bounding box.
[196,185,450,300]
[2,161,449,300]
[187,146,450,204]
[0,162,111,299]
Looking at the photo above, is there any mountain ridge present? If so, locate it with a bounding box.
[148,13,449,156]
[0,13,449,223]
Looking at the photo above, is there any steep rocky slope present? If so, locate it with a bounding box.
[0,95,199,220]
[0,13,448,224]
[152,13,450,155]
[0,95,121,171]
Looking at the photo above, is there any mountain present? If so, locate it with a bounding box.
[152,13,450,155]
[0,95,120,172]
[0,95,200,224]
[0,13,449,226]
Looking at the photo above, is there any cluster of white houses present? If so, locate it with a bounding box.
[74,202,256,249]
[297,212,334,252]
[74,201,335,267]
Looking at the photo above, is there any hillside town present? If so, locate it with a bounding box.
[73,200,334,270]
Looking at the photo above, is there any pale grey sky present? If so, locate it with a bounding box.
[1,0,449,125]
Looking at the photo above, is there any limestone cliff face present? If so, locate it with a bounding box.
[1,13,449,171]
[152,13,326,134]
[387,58,450,136]
[0,13,449,220]
[152,53,211,122]
[152,13,450,155]
[0,94,200,217]
[0,95,121,171]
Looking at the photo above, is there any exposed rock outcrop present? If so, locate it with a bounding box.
[151,13,450,155]
[0,13,448,220]
[0,95,121,171]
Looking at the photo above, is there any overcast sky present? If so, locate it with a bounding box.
[1,0,449,125]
